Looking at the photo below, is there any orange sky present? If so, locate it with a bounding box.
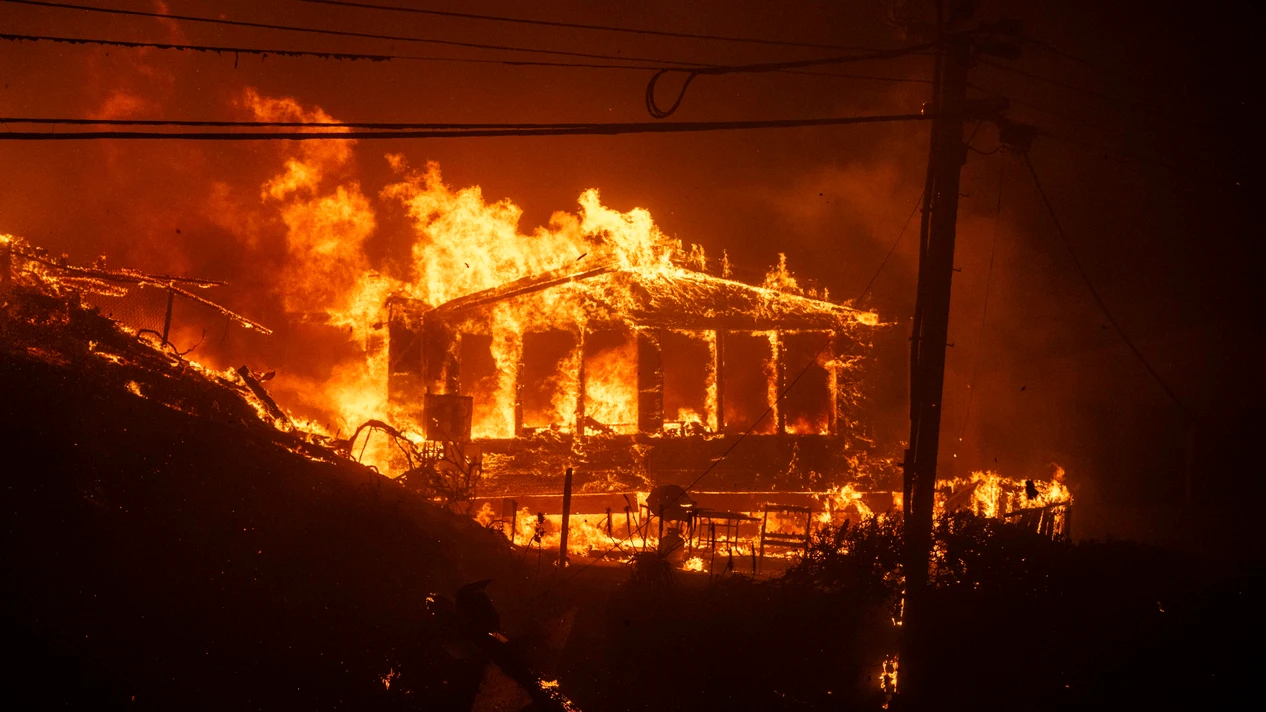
[2,0,1261,548]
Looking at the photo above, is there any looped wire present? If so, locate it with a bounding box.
[645,69,700,119]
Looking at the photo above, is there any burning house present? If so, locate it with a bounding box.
[385,257,883,499]
[379,233,896,554]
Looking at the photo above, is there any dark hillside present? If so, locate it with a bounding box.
[0,286,524,709]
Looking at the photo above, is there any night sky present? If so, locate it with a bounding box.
[1,0,1261,553]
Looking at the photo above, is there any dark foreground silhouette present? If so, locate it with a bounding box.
[2,288,1261,710]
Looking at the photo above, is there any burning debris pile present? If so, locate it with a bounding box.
[0,233,347,462]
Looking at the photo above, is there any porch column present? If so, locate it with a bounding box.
[714,328,726,433]
[636,327,664,433]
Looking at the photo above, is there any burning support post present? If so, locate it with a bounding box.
[575,329,587,437]
[637,328,664,433]
[774,332,787,434]
[714,328,727,432]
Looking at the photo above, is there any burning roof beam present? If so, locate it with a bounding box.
[435,261,617,315]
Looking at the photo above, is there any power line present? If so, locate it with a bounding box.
[0,112,930,140]
[977,56,1153,116]
[964,89,1192,172]
[645,40,937,117]
[1035,126,1184,172]
[1017,34,1098,69]
[855,191,924,304]
[1,115,630,129]
[979,58,1208,133]
[3,0,722,67]
[0,31,933,85]
[1022,151,1196,423]
[0,31,393,63]
[967,82,1115,132]
[299,0,883,53]
[956,155,1005,444]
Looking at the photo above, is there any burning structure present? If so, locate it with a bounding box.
[385,259,882,496]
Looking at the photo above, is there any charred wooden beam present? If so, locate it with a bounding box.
[435,262,616,315]
[236,365,291,427]
[636,328,664,433]
[627,310,854,333]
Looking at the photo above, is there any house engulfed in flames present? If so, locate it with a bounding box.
[384,251,885,509]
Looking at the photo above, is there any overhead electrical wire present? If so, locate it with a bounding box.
[297,0,887,53]
[967,82,1115,132]
[977,56,1165,117]
[0,112,930,140]
[0,32,933,85]
[0,31,394,63]
[1,115,661,129]
[1034,127,1184,172]
[1017,34,1098,69]
[968,87,1191,172]
[645,40,937,117]
[855,191,924,304]
[1022,152,1197,424]
[956,155,1005,444]
[2,0,736,67]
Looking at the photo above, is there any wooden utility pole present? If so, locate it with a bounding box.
[899,1,977,704]
[898,3,1022,704]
